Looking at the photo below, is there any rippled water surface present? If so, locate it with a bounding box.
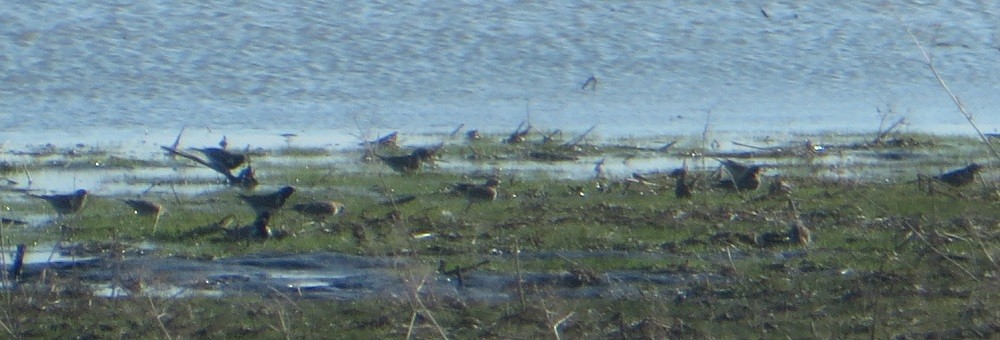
[2,1,1000,149]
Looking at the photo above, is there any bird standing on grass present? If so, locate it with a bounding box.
[239,186,296,214]
[669,168,692,199]
[464,178,500,211]
[177,214,236,239]
[224,211,275,240]
[718,159,752,179]
[377,148,435,174]
[292,201,346,221]
[787,199,812,246]
[122,199,164,232]
[789,219,812,246]
[933,164,983,187]
[31,189,88,217]
[716,159,763,192]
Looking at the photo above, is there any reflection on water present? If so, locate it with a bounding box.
[6,248,742,302]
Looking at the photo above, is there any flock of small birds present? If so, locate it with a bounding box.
[670,159,984,247]
[14,132,989,246]
[15,133,504,242]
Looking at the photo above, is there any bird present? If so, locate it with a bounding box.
[361,131,399,148]
[933,164,983,187]
[123,199,162,216]
[377,148,434,174]
[464,178,500,210]
[177,214,236,239]
[450,181,480,195]
[247,211,273,239]
[234,166,259,189]
[161,145,255,188]
[768,175,791,197]
[291,201,346,221]
[224,211,274,241]
[718,159,752,179]
[581,75,598,91]
[669,168,692,199]
[238,186,296,214]
[466,130,481,141]
[787,199,811,246]
[716,160,763,192]
[593,158,606,179]
[122,199,163,232]
[788,219,812,246]
[31,189,88,216]
[194,147,247,171]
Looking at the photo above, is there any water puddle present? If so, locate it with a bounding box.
[0,238,832,301]
[3,246,754,302]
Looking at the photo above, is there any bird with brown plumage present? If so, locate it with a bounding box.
[716,159,763,192]
[789,219,812,246]
[376,147,435,174]
[718,159,752,179]
[122,199,164,232]
[224,211,275,241]
[177,214,236,239]
[463,178,500,211]
[787,198,811,246]
[292,201,346,223]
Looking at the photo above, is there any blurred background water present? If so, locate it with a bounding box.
[2,0,1000,150]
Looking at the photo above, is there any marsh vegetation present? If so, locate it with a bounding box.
[0,130,997,338]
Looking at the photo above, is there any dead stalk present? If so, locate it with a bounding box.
[902,23,1000,162]
[514,238,526,307]
[277,307,291,340]
[146,296,174,340]
[872,116,906,145]
[405,311,419,340]
[700,109,713,170]
[724,246,740,277]
[407,274,449,340]
[562,125,596,148]
[866,193,980,280]
[0,320,11,338]
[0,221,13,338]
[22,165,32,187]
[552,311,576,340]
[903,221,977,280]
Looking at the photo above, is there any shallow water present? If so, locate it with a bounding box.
[2,1,1000,150]
[10,247,756,301]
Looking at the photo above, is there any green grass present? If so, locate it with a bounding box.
[0,131,997,338]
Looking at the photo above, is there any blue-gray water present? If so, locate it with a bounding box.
[3,1,1000,149]
[20,246,785,302]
